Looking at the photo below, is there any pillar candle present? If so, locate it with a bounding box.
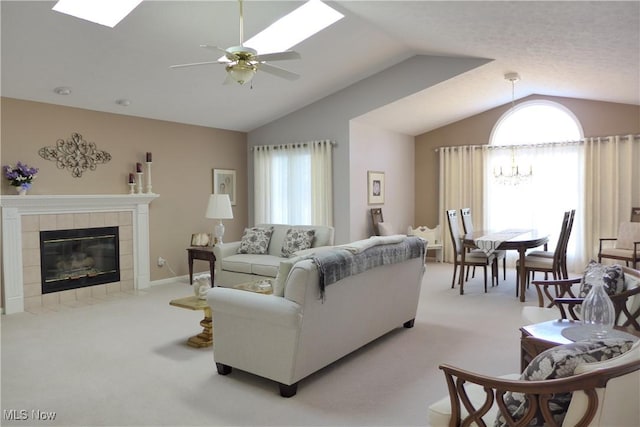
[129,173,135,184]
[146,152,152,162]
[136,162,142,173]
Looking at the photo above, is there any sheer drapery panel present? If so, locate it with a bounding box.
[485,142,583,271]
[438,146,484,262]
[254,140,333,226]
[584,135,640,264]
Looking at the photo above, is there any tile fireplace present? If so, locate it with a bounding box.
[1,194,158,314]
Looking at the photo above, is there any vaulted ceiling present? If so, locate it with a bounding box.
[2,1,638,136]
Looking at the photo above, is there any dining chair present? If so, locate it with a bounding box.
[460,207,506,282]
[516,211,571,292]
[446,209,496,292]
[599,221,640,269]
[527,209,575,279]
[370,208,383,236]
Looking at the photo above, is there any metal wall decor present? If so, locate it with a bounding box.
[39,132,112,177]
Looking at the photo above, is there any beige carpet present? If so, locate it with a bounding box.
[1,262,542,426]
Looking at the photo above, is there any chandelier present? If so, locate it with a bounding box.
[494,72,533,185]
[494,147,532,185]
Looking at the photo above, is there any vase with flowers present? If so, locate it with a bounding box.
[3,161,39,195]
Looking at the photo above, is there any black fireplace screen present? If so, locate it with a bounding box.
[40,226,120,294]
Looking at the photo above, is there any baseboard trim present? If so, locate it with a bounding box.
[150,275,190,287]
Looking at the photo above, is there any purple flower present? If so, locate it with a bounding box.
[3,162,38,187]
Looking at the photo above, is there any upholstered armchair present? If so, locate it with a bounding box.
[427,338,640,427]
[598,221,640,269]
[521,266,640,331]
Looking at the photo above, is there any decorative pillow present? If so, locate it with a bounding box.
[237,227,274,254]
[281,228,315,258]
[495,339,634,427]
[272,257,301,296]
[579,260,626,297]
[378,222,395,236]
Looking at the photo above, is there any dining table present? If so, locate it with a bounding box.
[460,229,550,302]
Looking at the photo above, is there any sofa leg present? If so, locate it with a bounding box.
[403,319,415,328]
[279,382,298,398]
[216,363,232,375]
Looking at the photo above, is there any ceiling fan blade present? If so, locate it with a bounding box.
[169,61,221,69]
[200,44,237,61]
[253,51,301,62]
[256,62,300,81]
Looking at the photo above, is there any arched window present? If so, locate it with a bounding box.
[485,100,583,270]
[491,100,583,145]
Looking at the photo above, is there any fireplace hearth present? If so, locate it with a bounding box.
[40,227,120,294]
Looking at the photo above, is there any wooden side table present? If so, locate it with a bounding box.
[187,247,216,285]
[520,319,640,372]
[169,296,212,348]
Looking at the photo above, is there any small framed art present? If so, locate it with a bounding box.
[213,169,236,205]
[190,233,213,247]
[367,171,385,205]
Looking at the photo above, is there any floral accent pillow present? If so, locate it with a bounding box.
[579,260,626,297]
[237,227,274,255]
[494,338,634,427]
[281,228,315,258]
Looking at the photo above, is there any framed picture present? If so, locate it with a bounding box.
[632,207,640,223]
[213,169,236,205]
[367,171,385,205]
[190,233,213,247]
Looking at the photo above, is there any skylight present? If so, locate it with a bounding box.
[53,0,143,28]
[244,0,344,54]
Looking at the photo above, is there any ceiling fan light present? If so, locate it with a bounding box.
[226,62,256,85]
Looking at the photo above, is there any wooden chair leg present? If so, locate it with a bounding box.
[483,265,488,292]
[451,263,458,288]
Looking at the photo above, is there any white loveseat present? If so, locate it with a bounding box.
[212,223,334,287]
[206,236,426,396]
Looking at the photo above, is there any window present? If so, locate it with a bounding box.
[254,141,333,226]
[486,101,583,264]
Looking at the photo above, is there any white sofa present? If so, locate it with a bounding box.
[206,236,426,396]
[212,223,334,287]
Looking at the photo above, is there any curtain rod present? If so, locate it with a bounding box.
[434,134,640,152]
[251,140,335,151]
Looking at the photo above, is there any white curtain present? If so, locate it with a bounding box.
[438,146,484,262]
[254,140,333,226]
[583,135,640,263]
[485,142,583,270]
[310,140,333,225]
[438,136,639,273]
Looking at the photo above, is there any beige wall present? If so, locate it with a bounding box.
[0,98,247,304]
[414,95,640,227]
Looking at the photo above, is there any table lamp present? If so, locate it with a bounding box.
[205,194,233,244]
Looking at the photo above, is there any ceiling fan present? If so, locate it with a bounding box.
[170,0,301,86]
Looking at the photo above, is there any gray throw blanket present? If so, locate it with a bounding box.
[311,236,425,299]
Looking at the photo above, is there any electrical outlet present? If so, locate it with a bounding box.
[157,256,166,267]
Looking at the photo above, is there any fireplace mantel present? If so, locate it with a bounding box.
[1,194,158,314]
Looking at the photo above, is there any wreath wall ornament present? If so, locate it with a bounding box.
[39,132,112,177]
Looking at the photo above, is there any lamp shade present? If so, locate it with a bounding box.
[205,194,233,219]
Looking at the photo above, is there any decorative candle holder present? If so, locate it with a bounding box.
[146,161,153,194]
[137,172,144,194]
[128,182,136,195]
